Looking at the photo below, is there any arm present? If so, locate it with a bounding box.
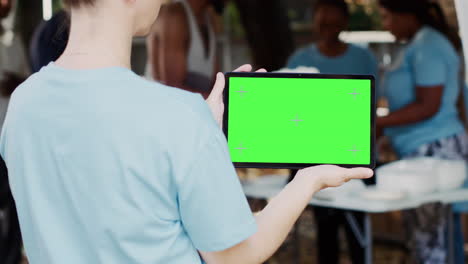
[199,66,373,263]
[146,24,160,80]
[200,166,373,264]
[154,5,200,93]
[377,85,443,128]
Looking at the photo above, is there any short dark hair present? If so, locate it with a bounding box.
[314,0,350,18]
[63,0,96,8]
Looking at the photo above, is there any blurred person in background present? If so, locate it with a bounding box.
[145,0,225,99]
[287,0,377,76]
[286,0,378,263]
[377,0,466,263]
[0,0,28,263]
[30,9,69,73]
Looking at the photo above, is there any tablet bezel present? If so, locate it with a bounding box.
[223,72,376,169]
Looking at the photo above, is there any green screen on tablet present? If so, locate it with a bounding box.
[223,72,375,169]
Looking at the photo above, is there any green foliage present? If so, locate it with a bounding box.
[348,1,382,31]
[225,2,245,39]
[53,0,63,13]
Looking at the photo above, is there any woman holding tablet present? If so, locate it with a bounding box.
[0,0,372,263]
[377,0,466,262]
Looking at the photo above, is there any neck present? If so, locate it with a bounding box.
[57,7,134,70]
[317,38,347,57]
[406,21,423,41]
[319,37,342,47]
[187,0,209,17]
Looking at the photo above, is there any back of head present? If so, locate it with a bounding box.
[379,0,461,50]
[61,0,163,37]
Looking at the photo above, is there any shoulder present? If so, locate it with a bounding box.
[288,44,316,64]
[411,27,456,57]
[4,71,43,122]
[132,78,219,151]
[342,45,377,72]
[9,71,40,99]
[131,77,216,126]
[17,70,214,129]
[159,3,188,28]
[294,44,317,57]
[347,44,375,60]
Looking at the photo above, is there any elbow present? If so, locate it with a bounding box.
[200,238,264,264]
[418,100,441,120]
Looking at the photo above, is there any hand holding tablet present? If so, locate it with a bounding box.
[223,72,376,169]
[296,165,374,189]
[206,65,267,127]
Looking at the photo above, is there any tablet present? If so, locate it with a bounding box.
[223,72,375,169]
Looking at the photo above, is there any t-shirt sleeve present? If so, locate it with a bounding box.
[177,125,257,252]
[411,45,447,87]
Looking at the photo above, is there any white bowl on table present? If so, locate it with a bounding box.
[375,158,466,196]
[436,159,467,191]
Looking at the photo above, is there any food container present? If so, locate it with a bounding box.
[376,158,467,195]
[436,159,466,191]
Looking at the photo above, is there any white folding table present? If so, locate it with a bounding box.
[242,175,468,264]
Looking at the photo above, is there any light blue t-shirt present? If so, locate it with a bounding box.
[0,63,257,264]
[287,43,378,76]
[383,26,465,156]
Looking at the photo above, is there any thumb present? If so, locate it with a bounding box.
[209,72,225,100]
[345,168,374,179]
[233,64,253,72]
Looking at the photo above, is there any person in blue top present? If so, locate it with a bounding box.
[377,0,467,263]
[287,1,378,264]
[0,0,374,263]
[287,2,377,77]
